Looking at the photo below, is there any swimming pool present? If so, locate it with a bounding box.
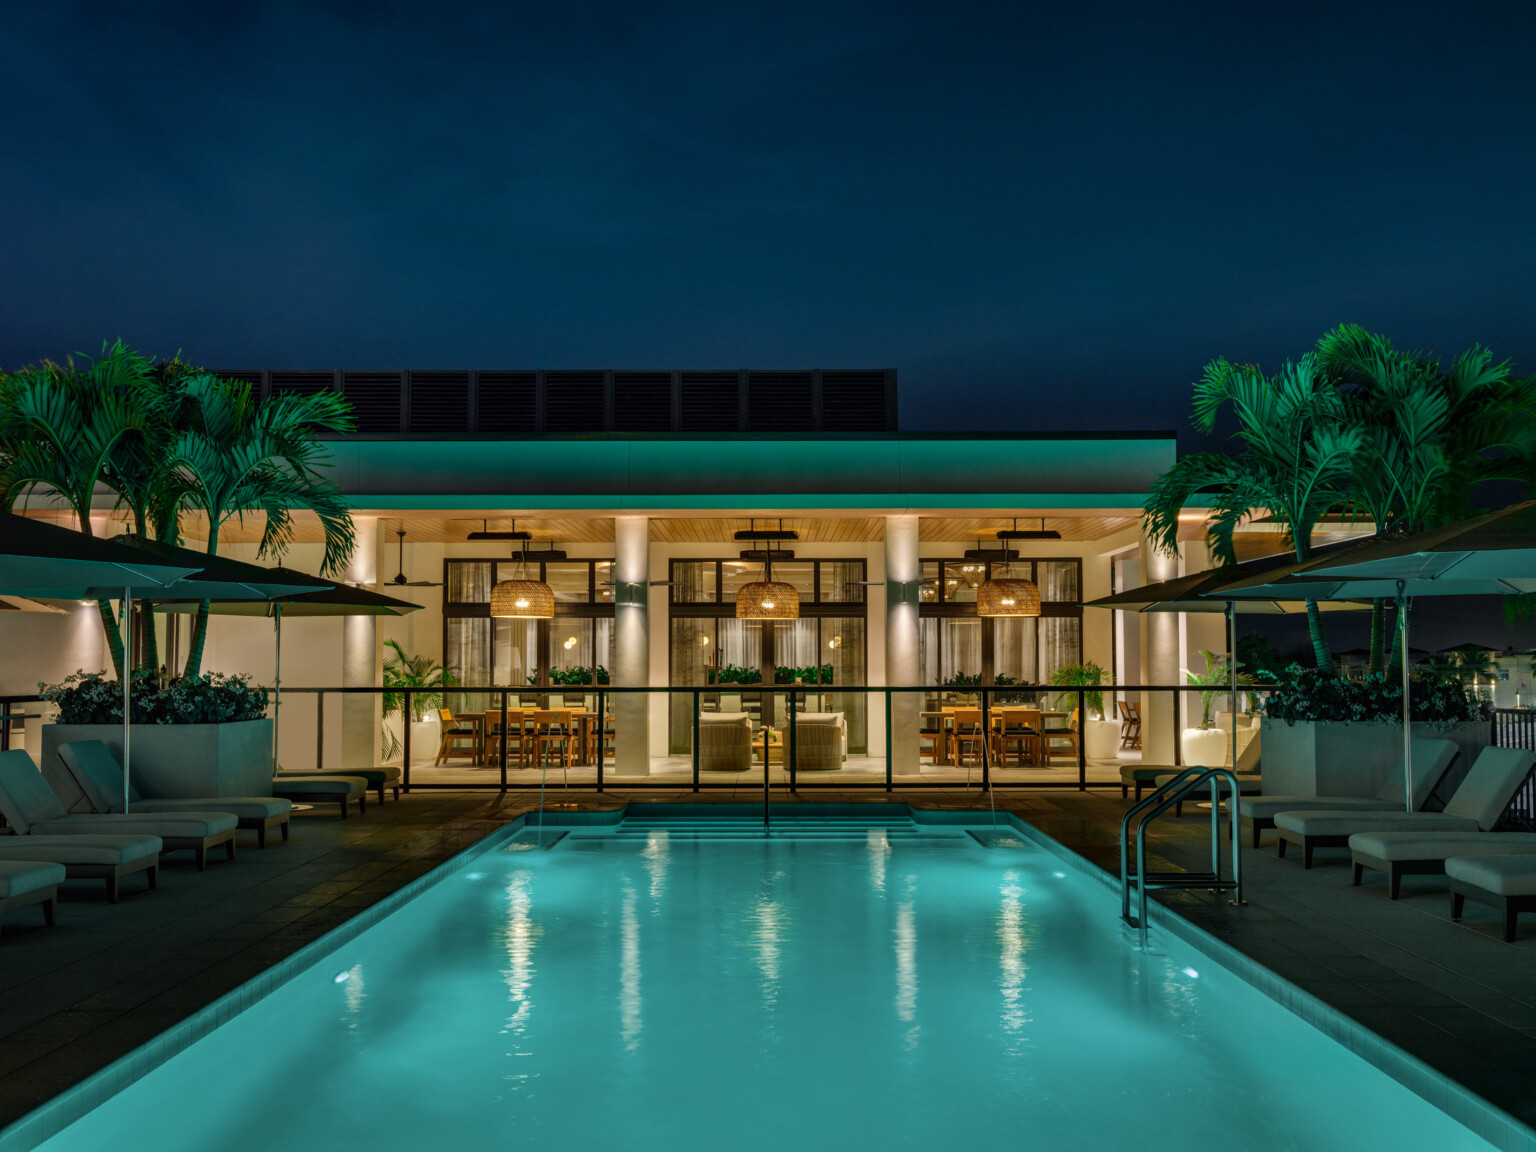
[18,808,1501,1150]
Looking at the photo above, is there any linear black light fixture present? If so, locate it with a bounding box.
[733,517,800,543]
[466,518,533,541]
[995,516,1061,541]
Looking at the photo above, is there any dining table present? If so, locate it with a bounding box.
[920,706,1068,767]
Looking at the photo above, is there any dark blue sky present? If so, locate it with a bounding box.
[3,1,1533,436]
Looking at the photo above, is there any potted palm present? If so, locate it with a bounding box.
[1180,650,1253,766]
[382,641,457,764]
[1047,662,1118,759]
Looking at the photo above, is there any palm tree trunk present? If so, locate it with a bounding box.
[183,600,212,679]
[140,602,158,674]
[1368,599,1386,676]
[96,599,125,680]
[1306,600,1337,675]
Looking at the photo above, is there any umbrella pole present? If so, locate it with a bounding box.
[122,587,132,814]
[273,604,283,776]
[1398,581,1411,813]
[1228,601,1238,774]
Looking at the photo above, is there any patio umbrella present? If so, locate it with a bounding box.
[1085,553,1367,772]
[158,574,422,772]
[1211,512,1536,811]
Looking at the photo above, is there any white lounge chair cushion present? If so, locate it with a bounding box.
[59,740,289,820]
[0,834,162,865]
[0,749,76,833]
[1274,810,1480,837]
[1440,747,1536,830]
[1348,831,1536,863]
[31,811,238,838]
[271,775,368,796]
[1445,855,1536,896]
[131,797,291,820]
[0,860,66,897]
[1241,796,1400,821]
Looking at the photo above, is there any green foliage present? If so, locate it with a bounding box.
[545,665,610,686]
[383,640,457,722]
[1260,665,1488,726]
[1046,662,1106,718]
[1427,644,1498,685]
[1235,634,1289,682]
[39,669,268,725]
[774,664,834,684]
[709,663,762,685]
[1182,649,1258,728]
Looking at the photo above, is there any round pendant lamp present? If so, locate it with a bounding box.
[977,547,1040,617]
[735,579,799,620]
[490,545,554,619]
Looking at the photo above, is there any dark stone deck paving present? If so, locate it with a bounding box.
[0,784,1533,1141]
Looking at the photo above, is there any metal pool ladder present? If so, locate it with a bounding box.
[1120,767,1246,950]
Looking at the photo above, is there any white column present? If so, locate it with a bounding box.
[614,516,651,775]
[1138,530,1180,766]
[341,516,380,770]
[885,516,921,774]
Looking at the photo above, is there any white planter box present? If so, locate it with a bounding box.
[384,714,441,765]
[40,719,274,812]
[1258,718,1489,800]
[1181,727,1231,768]
[1084,719,1120,760]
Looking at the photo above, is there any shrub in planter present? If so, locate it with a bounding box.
[39,669,268,725]
[1259,665,1489,727]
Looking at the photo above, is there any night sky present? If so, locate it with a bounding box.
[3,2,1534,441]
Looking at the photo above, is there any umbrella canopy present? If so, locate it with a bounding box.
[0,513,198,597]
[101,537,330,601]
[1203,505,1536,812]
[155,574,422,774]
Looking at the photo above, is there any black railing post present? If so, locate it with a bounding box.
[499,689,509,793]
[788,688,797,793]
[402,689,412,793]
[1,701,10,752]
[1174,686,1183,766]
[596,688,605,792]
[316,691,324,772]
[980,686,991,792]
[692,689,700,792]
[885,688,893,793]
[1077,687,1087,791]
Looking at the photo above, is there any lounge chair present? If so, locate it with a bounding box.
[1347,830,1536,898]
[792,713,846,771]
[270,773,370,817]
[1273,747,1536,868]
[1448,855,1536,941]
[0,836,160,902]
[0,750,237,870]
[1236,738,1458,848]
[698,713,753,773]
[60,740,293,847]
[278,765,400,805]
[1124,725,1260,803]
[0,860,65,938]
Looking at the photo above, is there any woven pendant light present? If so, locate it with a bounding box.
[490,544,554,619]
[977,558,1040,617]
[735,579,799,620]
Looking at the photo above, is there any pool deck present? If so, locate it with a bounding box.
[2,785,1534,1142]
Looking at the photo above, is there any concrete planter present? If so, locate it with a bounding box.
[383,714,441,765]
[1084,719,1121,760]
[1258,718,1489,801]
[40,719,274,813]
[1181,727,1231,768]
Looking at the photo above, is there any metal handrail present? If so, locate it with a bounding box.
[1120,766,1245,951]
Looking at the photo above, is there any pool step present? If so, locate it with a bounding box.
[562,816,957,842]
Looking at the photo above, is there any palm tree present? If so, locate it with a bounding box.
[0,342,152,677]
[1143,354,1363,675]
[167,373,356,677]
[1317,324,1536,674]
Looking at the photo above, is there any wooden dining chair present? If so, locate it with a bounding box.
[483,708,529,768]
[1043,708,1080,766]
[530,710,575,786]
[995,708,1041,767]
[434,707,479,765]
[1119,700,1142,750]
[950,708,988,782]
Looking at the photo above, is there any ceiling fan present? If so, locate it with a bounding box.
[390,529,444,587]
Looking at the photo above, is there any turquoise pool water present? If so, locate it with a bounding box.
[32,814,1492,1151]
